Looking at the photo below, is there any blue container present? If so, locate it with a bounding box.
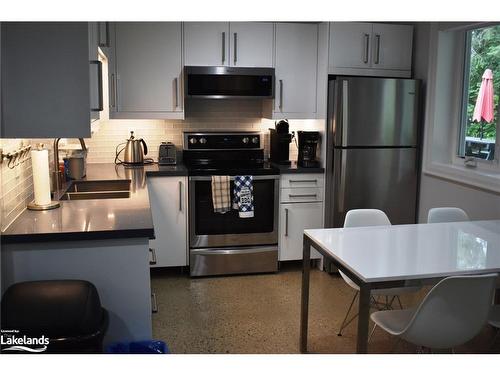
[105,340,169,354]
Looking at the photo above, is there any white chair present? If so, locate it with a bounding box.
[427,207,470,223]
[370,273,498,351]
[337,209,421,336]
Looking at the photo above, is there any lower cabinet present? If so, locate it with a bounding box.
[279,202,323,261]
[278,173,324,261]
[147,176,188,267]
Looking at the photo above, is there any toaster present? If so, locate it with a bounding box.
[158,142,177,165]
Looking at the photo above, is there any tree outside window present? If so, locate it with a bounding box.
[461,24,500,160]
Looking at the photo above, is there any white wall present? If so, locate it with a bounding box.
[414,22,500,222]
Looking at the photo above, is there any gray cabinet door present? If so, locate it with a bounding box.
[1,22,91,138]
[114,22,182,113]
[372,24,413,71]
[184,22,229,66]
[229,22,274,68]
[275,23,318,115]
[89,22,101,121]
[329,22,373,69]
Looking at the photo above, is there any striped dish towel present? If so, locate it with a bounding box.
[211,175,231,213]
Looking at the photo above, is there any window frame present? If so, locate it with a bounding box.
[457,25,500,168]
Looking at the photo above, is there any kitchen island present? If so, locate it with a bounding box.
[1,163,187,345]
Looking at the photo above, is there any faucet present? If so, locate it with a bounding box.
[53,138,88,191]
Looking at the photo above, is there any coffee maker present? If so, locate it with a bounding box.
[269,120,292,165]
[297,131,320,168]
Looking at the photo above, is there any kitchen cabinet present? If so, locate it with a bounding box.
[329,22,413,77]
[264,23,319,119]
[183,22,274,68]
[1,22,91,138]
[147,176,188,268]
[109,22,183,119]
[279,173,324,261]
[228,22,274,67]
[184,22,229,66]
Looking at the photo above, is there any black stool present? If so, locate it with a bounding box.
[1,280,109,353]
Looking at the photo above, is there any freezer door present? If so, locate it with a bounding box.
[328,147,418,227]
[331,77,419,147]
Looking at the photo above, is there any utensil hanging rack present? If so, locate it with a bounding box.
[0,144,32,169]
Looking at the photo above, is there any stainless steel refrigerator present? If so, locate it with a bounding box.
[325,76,420,228]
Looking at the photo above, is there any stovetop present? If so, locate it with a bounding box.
[182,131,279,176]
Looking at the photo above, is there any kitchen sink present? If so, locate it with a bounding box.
[60,179,131,200]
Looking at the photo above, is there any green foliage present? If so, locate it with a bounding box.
[465,25,500,140]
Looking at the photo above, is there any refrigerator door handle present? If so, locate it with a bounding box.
[338,149,347,214]
[341,80,349,147]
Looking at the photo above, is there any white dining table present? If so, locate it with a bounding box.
[299,220,500,354]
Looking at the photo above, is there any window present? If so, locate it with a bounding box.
[459,24,500,161]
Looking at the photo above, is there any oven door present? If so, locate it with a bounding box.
[189,175,279,248]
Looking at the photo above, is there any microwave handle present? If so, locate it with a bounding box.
[221,32,226,64]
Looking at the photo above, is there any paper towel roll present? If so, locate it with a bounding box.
[31,148,52,206]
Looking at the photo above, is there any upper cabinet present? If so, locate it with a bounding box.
[184,22,274,67]
[263,23,319,119]
[228,23,274,67]
[329,22,413,77]
[108,22,183,119]
[1,22,92,138]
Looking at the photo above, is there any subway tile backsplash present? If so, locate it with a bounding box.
[84,100,323,164]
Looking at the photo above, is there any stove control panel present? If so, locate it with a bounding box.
[184,132,261,150]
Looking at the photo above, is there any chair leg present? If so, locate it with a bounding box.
[490,328,500,349]
[396,295,403,309]
[337,291,358,336]
[368,323,377,343]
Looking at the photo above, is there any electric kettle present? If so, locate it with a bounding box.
[115,131,150,165]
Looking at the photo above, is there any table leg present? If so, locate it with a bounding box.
[299,235,311,353]
[356,284,371,353]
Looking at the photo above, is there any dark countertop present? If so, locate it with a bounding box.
[1,163,186,244]
[271,161,325,174]
[2,160,324,244]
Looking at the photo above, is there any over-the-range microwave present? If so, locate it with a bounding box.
[184,66,275,99]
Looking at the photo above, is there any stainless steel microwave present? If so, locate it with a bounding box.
[184,66,275,99]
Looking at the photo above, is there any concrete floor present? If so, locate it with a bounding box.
[151,262,500,354]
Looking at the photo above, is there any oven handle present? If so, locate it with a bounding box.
[189,175,280,181]
[191,246,277,255]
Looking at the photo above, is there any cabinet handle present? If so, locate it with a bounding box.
[289,179,317,184]
[234,32,238,65]
[363,33,370,64]
[285,208,289,237]
[279,79,284,111]
[151,293,158,313]
[288,194,318,199]
[90,60,103,111]
[222,32,226,64]
[179,180,182,212]
[174,77,179,109]
[149,248,157,265]
[110,73,116,108]
[374,34,380,64]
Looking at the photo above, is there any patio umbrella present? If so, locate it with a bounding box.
[472,68,495,123]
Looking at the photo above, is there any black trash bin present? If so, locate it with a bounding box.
[1,280,109,353]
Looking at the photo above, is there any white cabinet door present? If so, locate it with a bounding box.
[329,22,373,69]
[279,202,323,261]
[147,176,188,267]
[114,22,182,113]
[275,23,318,116]
[184,22,230,66]
[372,24,413,71]
[229,22,274,67]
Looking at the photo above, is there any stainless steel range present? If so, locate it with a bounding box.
[183,131,279,277]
